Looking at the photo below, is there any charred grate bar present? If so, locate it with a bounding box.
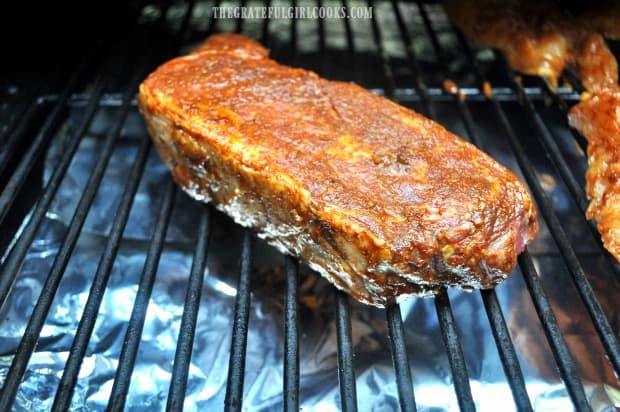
[283,256,300,412]
[480,290,532,412]
[336,291,358,412]
[167,206,212,411]
[518,250,591,411]
[106,180,178,411]
[386,305,416,412]
[224,230,253,412]
[1,0,619,411]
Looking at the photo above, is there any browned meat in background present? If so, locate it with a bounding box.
[443,0,618,92]
[138,33,538,307]
[569,89,620,262]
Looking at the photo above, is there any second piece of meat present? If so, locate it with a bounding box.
[444,0,618,92]
[568,89,620,262]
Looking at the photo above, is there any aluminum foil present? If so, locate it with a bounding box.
[1,1,620,411]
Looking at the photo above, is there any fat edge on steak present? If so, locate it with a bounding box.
[138,34,538,307]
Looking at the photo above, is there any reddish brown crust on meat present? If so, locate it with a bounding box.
[569,89,620,262]
[444,0,618,92]
[192,32,269,58]
[138,34,538,306]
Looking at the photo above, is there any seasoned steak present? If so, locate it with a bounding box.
[138,34,538,307]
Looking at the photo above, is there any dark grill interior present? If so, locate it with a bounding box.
[1,1,620,411]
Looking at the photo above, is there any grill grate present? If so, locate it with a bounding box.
[167,206,211,411]
[1,1,619,411]
[224,230,253,412]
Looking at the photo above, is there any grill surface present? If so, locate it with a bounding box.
[1,1,620,411]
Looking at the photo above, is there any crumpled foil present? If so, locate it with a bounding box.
[2,1,620,411]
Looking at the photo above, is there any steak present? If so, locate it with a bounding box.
[138,33,538,307]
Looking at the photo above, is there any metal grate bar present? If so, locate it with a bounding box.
[386,305,417,412]
[177,0,197,45]
[166,206,211,412]
[511,77,589,210]
[49,85,548,107]
[434,290,475,412]
[451,95,534,411]
[208,0,221,34]
[317,0,326,52]
[235,0,246,33]
[341,0,355,59]
[0,65,146,411]
[224,230,253,412]
[0,72,107,310]
[291,0,297,57]
[480,290,533,412]
[56,86,577,107]
[106,180,177,411]
[51,135,154,411]
[367,0,395,97]
[390,0,434,118]
[283,256,300,412]
[258,2,273,85]
[0,56,93,225]
[335,291,358,412]
[540,82,588,151]
[233,0,246,46]
[452,25,620,383]
[0,91,43,180]
[561,71,586,95]
[416,2,443,64]
[261,0,271,44]
[315,0,329,80]
[518,250,593,411]
[339,0,359,88]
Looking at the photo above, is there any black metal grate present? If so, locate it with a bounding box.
[1,1,619,411]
